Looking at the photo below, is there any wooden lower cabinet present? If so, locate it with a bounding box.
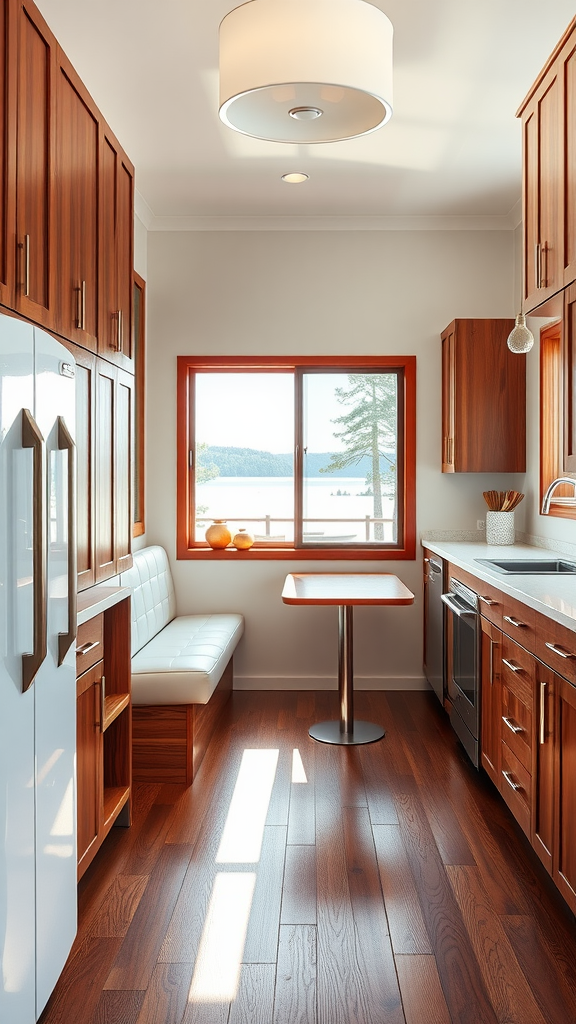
[76,593,131,879]
[533,663,554,874]
[554,675,576,909]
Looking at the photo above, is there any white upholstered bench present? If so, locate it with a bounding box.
[119,546,244,786]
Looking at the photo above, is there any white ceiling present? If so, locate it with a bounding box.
[37,0,575,226]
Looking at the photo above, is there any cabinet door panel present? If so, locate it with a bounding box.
[564,41,576,285]
[116,158,133,364]
[95,360,115,581]
[0,0,15,308]
[99,127,134,369]
[533,665,554,873]
[15,2,55,326]
[55,57,98,348]
[564,285,576,474]
[480,618,501,786]
[539,73,562,296]
[76,664,103,871]
[115,369,133,573]
[554,676,576,912]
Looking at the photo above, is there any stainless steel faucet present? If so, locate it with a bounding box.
[541,476,576,514]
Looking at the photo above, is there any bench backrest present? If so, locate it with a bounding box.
[119,545,176,657]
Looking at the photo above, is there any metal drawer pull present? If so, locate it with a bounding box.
[504,615,526,628]
[479,595,497,606]
[540,681,546,746]
[77,640,100,656]
[545,641,575,660]
[502,658,522,673]
[502,716,523,734]
[502,770,523,792]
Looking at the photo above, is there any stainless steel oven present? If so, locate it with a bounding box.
[441,579,480,767]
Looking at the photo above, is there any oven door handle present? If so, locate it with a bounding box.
[441,593,477,618]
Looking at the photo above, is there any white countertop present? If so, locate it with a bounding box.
[422,540,576,633]
[77,585,131,625]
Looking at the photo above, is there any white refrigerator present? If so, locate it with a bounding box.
[0,311,77,1023]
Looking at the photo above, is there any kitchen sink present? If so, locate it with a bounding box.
[475,557,576,574]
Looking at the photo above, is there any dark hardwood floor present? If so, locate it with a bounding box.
[39,691,576,1024]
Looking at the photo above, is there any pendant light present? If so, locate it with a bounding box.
[507,313,534,353]
[219,0,393,144]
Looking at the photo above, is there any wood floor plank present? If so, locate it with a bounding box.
[88,875,149,937]
[229,965,276,1024]
[287,740,316,846]
[314,739,368,810]
[135,963,195,1024]
[92,989,145,1024]
[372,824,432,954]
[394,954,452,1024]
[38,937,122,1024]
[281,845,317,925]
[501,915,576,1024]
[395,791,498,1024]
[104,845,192,991]
[165,723,240,846]
[274,925,316,1024]
[447,865,548,1024]
[243,826,287,963]
[182,999,230,1024]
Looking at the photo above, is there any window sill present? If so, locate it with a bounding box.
[543,501,576,521]
[177,544,415,561]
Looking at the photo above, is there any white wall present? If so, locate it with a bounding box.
[145,228,519,689]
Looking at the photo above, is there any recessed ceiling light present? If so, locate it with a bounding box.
[281,172,310,184]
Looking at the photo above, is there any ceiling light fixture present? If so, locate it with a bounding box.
[281,172,309,183]
[507,313,534,353]
[219,0,393,144]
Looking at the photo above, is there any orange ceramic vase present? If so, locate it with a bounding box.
[232,528,255,550]
[205,520,232,549]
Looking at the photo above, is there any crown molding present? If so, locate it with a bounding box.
[141,213,519,232]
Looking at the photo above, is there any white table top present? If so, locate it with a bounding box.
[282,572,415,606]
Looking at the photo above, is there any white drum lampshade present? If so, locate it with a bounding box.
[219,0,393,143]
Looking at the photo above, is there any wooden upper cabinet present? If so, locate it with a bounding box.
[54,50,99,349]
[519,18,576,312]
[441,319,526,473]
[564,283,576,473]
[14,0,56,328]
[99,124,134,369]
[0,0,15,309]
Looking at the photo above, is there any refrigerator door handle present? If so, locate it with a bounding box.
[21,408,47,691]
[57,416,77,665]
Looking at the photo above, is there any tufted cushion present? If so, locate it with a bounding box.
[119,546,176,656]
[130,613,244,705]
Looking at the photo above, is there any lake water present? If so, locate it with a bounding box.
[196,476,396,543]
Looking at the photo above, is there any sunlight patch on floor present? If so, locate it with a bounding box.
[188,872,256,1003]
[215,749,279,864]
[291,748,308,784]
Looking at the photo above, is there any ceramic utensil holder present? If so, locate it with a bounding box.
[486,511,515,545]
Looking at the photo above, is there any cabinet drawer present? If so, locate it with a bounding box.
[501,594,537,654]
[501,634,534,706]
[500,742,531,837]
[76,614,104,675]
[535,613,576,685]
[501,683,532,773]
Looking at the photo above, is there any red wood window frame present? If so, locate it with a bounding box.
[540,317,576,519]
[176,355,416,560]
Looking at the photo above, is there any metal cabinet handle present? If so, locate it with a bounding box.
[23,234,30,296]
[545,641,575,660]
[76,281,86,330]
[539,680,546,746]
[503,615,526,628]
[502,770,522,792]
[502,657,522,673]
[535,242,542,289]
[21,409,47,691]
[57,417,77,665]
[114,310,123,352]
[100,674,106,732]
[478,595,496,606]
[502,716,523,734]
[77,640,100,656]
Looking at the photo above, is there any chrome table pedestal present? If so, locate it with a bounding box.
[282,573,415,747]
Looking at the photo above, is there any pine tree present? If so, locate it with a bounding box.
[320,374,397,540]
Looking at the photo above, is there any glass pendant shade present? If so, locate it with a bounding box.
[507,313,534,353]
[219,0,393,143]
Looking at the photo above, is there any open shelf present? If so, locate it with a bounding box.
[103,693,130,731]
[102,785,130,831]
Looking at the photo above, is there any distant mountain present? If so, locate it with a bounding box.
[199,446,395,478]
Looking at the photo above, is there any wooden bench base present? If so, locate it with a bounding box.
[132,659,233,786]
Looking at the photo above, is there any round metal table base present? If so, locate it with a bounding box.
[308,720,385,746]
